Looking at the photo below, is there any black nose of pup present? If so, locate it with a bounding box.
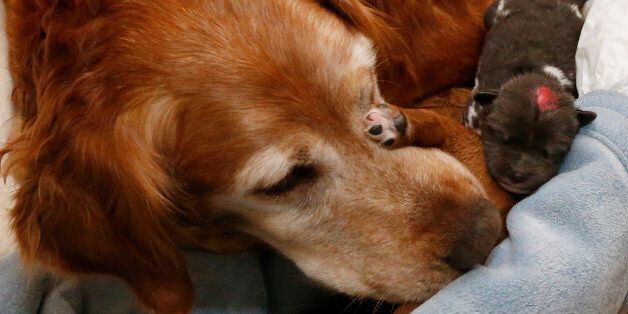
[507,168,527,183]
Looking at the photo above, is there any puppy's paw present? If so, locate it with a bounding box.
[365,104,407,147]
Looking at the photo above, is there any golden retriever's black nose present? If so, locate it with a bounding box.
[446,198,502,272]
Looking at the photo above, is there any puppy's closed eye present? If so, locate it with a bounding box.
[255,165,318,196]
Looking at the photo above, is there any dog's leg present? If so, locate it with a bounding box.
[365,104,446,148]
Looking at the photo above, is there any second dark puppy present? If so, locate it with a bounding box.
[464,0,596,195]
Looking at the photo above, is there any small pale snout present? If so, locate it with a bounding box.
[445,198,502,272]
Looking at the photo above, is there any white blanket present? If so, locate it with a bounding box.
[577,0,628,96]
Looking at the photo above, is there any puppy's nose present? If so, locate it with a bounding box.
[507,168,527,183]
[446,198,502,272]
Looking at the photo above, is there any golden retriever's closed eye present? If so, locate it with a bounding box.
[2,0,499,312]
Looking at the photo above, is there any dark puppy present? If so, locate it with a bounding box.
[464,0,596,195]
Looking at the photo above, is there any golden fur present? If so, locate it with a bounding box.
[1,0,507,312]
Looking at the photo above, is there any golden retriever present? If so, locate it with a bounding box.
[1,0,507,312]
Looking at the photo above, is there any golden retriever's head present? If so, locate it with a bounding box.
[2,0,501,312]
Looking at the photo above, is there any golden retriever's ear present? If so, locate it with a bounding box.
[1,2,193,313]
[6,166,194,313]
[2,127,194,313]
[317,0,401,53]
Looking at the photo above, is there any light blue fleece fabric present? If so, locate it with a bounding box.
[0,91,626,313]
[415,90,628,314]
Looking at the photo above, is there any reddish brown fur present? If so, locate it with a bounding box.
[313,0,495,105]
[1,1,509,313]
[2,1,196,312]
[365,0,494,105]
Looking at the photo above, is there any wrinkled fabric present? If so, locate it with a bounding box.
[0,251,268,314]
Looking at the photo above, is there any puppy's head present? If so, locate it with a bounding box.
[3,0,502,311]
[477,74,596,195]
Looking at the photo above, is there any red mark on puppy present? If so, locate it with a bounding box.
[536,86,560,112]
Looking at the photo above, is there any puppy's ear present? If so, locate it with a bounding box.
[576,109,597,127]
[473,90,500,106]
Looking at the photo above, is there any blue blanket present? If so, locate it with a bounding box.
[0,91,626,313]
